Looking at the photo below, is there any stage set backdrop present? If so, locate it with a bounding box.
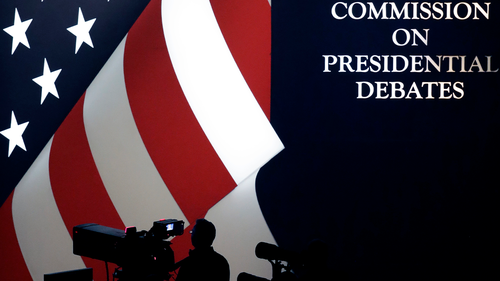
[0,0,498,281]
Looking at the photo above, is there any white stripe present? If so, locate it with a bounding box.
[83,36,189,231]
[161,0,284,184]
[206,169,275,281]
[12,138,85,281]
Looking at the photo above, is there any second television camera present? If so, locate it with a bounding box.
[238,242,302,281]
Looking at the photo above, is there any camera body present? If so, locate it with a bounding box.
[73,219,184,280]
[238,242,303,281]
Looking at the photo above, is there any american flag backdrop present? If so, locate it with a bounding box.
[0,1,283,281]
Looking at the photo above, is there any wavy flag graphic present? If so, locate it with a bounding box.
[0,1,282,280]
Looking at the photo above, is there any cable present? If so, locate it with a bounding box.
[105,261,109,281]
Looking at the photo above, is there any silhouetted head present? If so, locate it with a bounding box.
[191,219,216,248]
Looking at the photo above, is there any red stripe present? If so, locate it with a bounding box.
[210,0,272,119]
[50,94,125,281]
[0,192,32,281]
[123,0,236,223]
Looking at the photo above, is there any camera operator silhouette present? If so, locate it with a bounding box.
[301,239,349,281]
[300,239,331,281]
[175,219,230,281]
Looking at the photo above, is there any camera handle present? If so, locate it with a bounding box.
[268,259,293,281]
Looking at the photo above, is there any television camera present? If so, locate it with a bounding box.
[238,242,302,281]
[73,219,184,281]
